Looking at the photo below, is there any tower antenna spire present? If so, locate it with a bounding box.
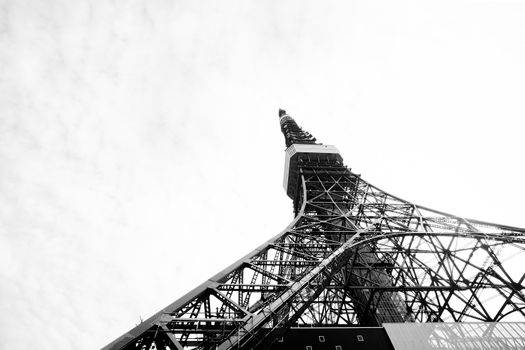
[278,109,318,148]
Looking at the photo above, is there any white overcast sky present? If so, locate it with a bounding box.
[1,1,525,349]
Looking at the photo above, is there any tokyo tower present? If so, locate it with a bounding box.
[104,110,525,350]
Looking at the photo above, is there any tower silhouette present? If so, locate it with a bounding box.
[104,111,525,349]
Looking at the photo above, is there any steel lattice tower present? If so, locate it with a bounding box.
[104,110,525,350]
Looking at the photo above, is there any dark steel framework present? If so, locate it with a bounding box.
[104,111,525,350]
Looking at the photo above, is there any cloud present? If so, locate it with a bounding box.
[1,1,525,349]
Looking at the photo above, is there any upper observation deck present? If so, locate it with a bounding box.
[279,109,343,199]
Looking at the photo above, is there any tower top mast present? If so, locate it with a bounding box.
[278,109,318,148]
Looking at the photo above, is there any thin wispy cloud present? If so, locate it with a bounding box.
[1,1,524,349]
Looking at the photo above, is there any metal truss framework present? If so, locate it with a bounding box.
[104,112,525,350]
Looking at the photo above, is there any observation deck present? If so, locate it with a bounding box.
[279,109,343,200]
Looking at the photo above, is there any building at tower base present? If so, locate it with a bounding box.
[265,322,525,350]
